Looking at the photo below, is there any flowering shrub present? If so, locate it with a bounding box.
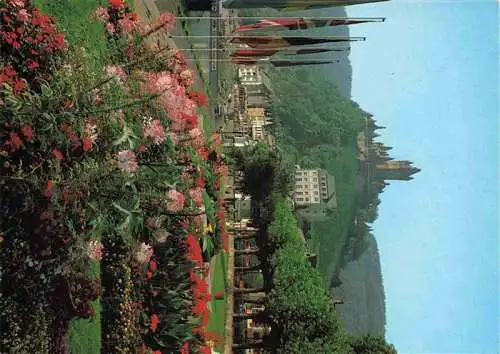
[1,0,228,352]
[0,0,66,93]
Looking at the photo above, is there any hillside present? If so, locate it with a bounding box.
[331,234,386,335]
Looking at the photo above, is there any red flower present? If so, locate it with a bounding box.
[186,234,203,267]
[200,147,209,161]
[150,314,160,332]
[195,176,205,189]
[187,91,208,107]
[7,132,23,151]
[152,351,162,354]
[149,260,158,272]
[12,79,25,93]
[200,346,211,354]
[215,291,224,299]
[22,126,34,141]
[82,138,93,152]
[146,270,153,279]
[43,180,55,198]
[53,34,66,50]
[109,0,125,8]
[25,60,40,71]
[52,149,64,161]
[179,341,189,354]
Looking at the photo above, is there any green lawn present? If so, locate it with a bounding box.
[35,2,109,352]
[208,252,229,352]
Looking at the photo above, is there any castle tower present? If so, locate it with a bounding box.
[375,160,421,181]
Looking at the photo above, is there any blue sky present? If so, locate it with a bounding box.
[346,1,499,353]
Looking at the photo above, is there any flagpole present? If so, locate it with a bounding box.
[175,16,386,21]
[182,58,343,62]
[175,47,350,51]
[170,35,366,40]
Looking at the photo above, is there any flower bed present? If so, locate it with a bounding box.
[1,1,228,353]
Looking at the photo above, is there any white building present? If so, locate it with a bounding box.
[293,168,329,206]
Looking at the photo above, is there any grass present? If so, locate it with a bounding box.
[35,0,111,73]
[67,262,101,354]
[312,148,359,287]
[208,252,228,352]
[35,1,109,352]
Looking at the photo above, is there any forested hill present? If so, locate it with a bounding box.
[267,65,387,337]
[331,234,386,335]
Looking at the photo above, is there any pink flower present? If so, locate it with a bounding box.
[143,117,166,144]
[179,69,194,87]
[118,18,135,34]
[84,119,98,144]
[215,163,229,177]
[105,22,116,34]
[17,9,30,22]
[158,12,176,30]
[105,65,126,84]
[169,132,179,144]
[166,189,185,212]
[189,187,204,207]
[94,7,109,21]
[182,98,197,116]
[147,71,175,93]
[87,240,103,261]
[117,150,138,173]
[188,128,204,148]
[10,0,25,7]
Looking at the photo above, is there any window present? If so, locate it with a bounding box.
[314,197,320,202]
[313,184,318,189]
[305,197,310,202]
[314,191,319,195]
[313,178,318,182]
[296,198,304,202]
[305,191,309,195]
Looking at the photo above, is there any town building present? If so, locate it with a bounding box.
[293,168,330,206]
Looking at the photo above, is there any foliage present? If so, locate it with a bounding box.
[331,234,386,336]
[265,199,347,353]
[267,60,364,287]
[230,141,294,204]
[0,0,66,94]
[0,1,226,353]
[346,334,398,354]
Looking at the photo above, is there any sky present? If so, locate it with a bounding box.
[346,1,499,353]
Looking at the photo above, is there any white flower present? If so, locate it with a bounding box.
[135,242,153,263]
[153,229,170,243]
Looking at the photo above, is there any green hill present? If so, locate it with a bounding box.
[331,234,386,335]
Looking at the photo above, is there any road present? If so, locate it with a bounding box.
[210,0,222,130]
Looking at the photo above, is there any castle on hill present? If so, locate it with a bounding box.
[357,115,420,194]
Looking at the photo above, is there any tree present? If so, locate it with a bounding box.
[346,334,397,354]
